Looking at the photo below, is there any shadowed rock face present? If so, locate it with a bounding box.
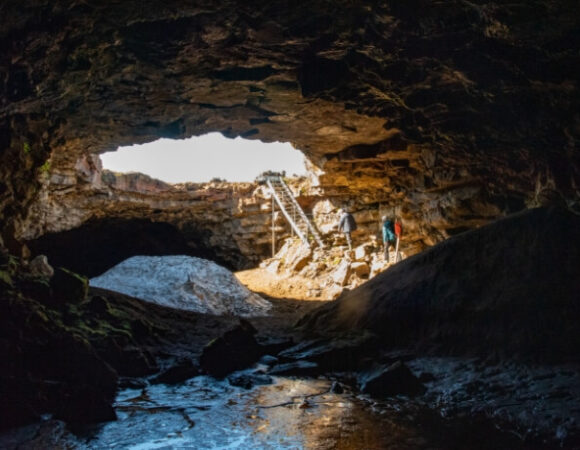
[27,218,213,277]
[1,0,579,253]
[299,207,580,363]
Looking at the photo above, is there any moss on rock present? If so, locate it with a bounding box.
[50,267,88,304]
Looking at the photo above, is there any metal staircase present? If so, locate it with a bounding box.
[265,175,324,248]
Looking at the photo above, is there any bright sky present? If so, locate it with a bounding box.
[100,133,307,183]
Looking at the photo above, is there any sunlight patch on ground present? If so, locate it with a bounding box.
[100,133,306,183]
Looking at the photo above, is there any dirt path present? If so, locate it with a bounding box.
[234,267,329,342]
[236,266,337,301]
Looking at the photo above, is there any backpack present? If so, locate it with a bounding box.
[394,221,402,237]
[347,213,357,231]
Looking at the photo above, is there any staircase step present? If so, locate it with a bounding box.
[266,175,324,248]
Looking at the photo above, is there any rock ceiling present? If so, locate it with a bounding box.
[1,0,579,253]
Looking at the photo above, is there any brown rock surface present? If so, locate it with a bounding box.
[0,0,578,256]
[24,168,418,273]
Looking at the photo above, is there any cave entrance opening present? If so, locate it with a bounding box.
[100,132,307,183]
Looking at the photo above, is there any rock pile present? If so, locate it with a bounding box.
[258,236,406,299]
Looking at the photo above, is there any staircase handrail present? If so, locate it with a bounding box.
[266,177,309,245]
[277,178,325,248]
[265,176,324,248]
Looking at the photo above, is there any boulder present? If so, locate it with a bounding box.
[331,259,351,286]
[228,372,273,389]
[354,244,371,261]
[17,278,52,305]
[262,258,281,274]
[278,333,378,372]
[102,344,159,377]
[359,361,425,397]
[299,261,326,278]
[86,295,110,315]
[36,335,118,426]
[28,255,54,278]
[278,239,312,272]
[268,360,319,376]
[328,285,345,300]
[200,319,263,378]
[369,259,389,278]
[50,267,88,304]
[312,199,338,234]
[350,261,370,278]
[330,381,344,394]
[151,358,199,385]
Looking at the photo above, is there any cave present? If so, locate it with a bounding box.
[1,1,579,448]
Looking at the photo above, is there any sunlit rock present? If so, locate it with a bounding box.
[275,238,312,272]
[351,261,370,279]
[331,259,351,287]
[353,243,372,261]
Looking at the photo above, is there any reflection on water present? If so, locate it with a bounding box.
[1,370,528,449]
[76,374,435,450]
[81,377,381,449]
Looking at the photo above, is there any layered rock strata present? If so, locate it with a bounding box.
[25,164,310,271]
[24,164,421,273]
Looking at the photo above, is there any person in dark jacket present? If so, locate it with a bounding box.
[338,208,357,250]
[382,215,396,262]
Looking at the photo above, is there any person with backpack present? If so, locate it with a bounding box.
[337,208,357,250]
[382,216,396,262]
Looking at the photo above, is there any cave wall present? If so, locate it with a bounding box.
[22,164,409,270]
[1,0,579,257]
[22,164,288,269]
[27,218,205,277]
[21,159,446,270]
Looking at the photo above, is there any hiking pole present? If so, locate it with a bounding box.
[395,235,401,262]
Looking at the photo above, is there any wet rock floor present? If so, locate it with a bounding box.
[1,284,578,449]
[0,368,564,449]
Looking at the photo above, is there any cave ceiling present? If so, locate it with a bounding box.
[1,0,579,250]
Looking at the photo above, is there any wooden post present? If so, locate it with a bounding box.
[291,204,295,237]
[271,195,275,257]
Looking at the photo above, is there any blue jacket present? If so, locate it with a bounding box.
[382,220,395,242]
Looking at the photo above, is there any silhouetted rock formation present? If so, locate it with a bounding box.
[28,218,216,277]
[300,207,580,363]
